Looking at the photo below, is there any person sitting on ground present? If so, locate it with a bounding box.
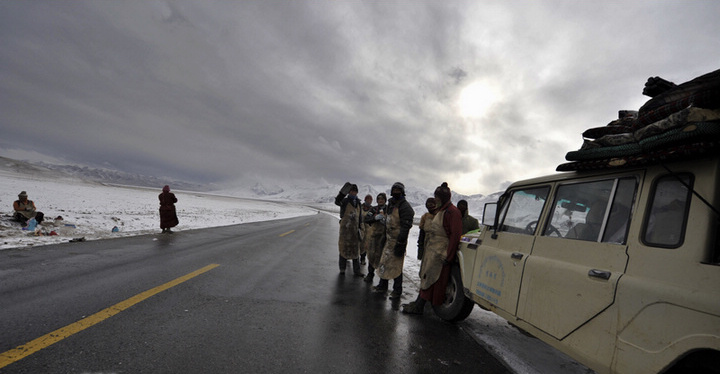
[13,191,44,226]
[457,200,479,234]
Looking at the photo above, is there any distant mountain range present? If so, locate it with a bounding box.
[1,156,501,213]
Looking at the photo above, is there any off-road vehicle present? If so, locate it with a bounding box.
[437,70,720,374]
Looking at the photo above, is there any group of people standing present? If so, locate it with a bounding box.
[335,181,478,315]
[335,181,412,300]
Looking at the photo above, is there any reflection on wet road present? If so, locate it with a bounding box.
[0,213,509,373]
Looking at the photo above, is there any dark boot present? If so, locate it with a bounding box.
[338,255,347,275]
[373,278,389,293]
[363,272,374,283]
[352,259,364,277]
[391,274,403,296]
[402,297,426,314]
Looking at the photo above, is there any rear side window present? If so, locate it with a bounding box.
[545,177,636,244]
[643,174,693,248]
[498,186,550,235]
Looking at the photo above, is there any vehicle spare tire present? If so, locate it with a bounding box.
[433,264,474,323]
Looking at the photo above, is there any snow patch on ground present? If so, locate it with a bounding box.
[0,170,315,250]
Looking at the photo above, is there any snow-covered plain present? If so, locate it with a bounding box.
[0,174,317,250]
[0,158,593,374]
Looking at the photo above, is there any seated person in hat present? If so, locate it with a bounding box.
[13,191,44,226]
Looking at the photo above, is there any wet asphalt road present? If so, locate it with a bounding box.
[0,213,509,373]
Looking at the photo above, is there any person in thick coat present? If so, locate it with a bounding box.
[416,197,437,261]
[402,182,462,314]
[374,182,414,299]
[359,194,373,265]
[362,192,388,283]
[159,185,179,233]
[334,184,364,276]
[458,199,480,234]
[13,191,44,226]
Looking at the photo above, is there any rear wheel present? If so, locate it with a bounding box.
[433,265,474,322]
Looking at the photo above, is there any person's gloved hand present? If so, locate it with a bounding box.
[393,242,406,257]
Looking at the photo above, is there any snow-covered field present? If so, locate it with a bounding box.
[0,169,316,250]
[0,159,592,374]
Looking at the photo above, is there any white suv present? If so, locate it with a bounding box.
[438,152,719,374]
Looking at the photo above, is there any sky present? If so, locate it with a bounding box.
[1,1,719,195]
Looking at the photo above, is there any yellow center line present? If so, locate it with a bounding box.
[279,230,295,237]
[0,263,220,369]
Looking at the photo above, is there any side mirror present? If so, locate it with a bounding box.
[482,203,497,228]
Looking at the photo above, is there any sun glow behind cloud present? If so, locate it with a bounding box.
[458,81,499,119]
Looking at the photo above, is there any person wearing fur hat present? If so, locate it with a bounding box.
[159,185,179,233]
[334,183,364,276]
[373,182,414,299]
[402,182,462,315]
[13,191,44,226]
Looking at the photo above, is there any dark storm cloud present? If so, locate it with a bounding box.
[1,1,719,194]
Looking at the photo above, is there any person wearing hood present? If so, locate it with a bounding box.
[402,182,462,315]
[359,194,373,266]
[362,192,388,283]
[417,197,438,261]
[334,184,364,276]
[159,185,179,234]
[457,200,479,234]
[13,191,44,226]
[373,182,414,299]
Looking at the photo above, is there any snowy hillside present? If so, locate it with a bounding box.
[4,157,499,217]
[0,157,499,249]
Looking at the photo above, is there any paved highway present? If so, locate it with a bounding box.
[0,213,509,373]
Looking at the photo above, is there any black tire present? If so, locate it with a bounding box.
[433,265,475,323]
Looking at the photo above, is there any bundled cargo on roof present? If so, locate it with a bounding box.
[557,69,720,172]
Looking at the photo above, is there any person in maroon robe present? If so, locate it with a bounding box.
[159,185,179,233]
[401,182,462,314]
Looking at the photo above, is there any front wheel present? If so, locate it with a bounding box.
[433,265,475,323]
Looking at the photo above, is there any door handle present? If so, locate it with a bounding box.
[511,252,524,260]
[588,269,611,280]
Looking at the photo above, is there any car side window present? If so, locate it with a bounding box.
[643,174,693,248]
[603,178,636,244]
[498,186,550,235]
[545,177,636,244]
